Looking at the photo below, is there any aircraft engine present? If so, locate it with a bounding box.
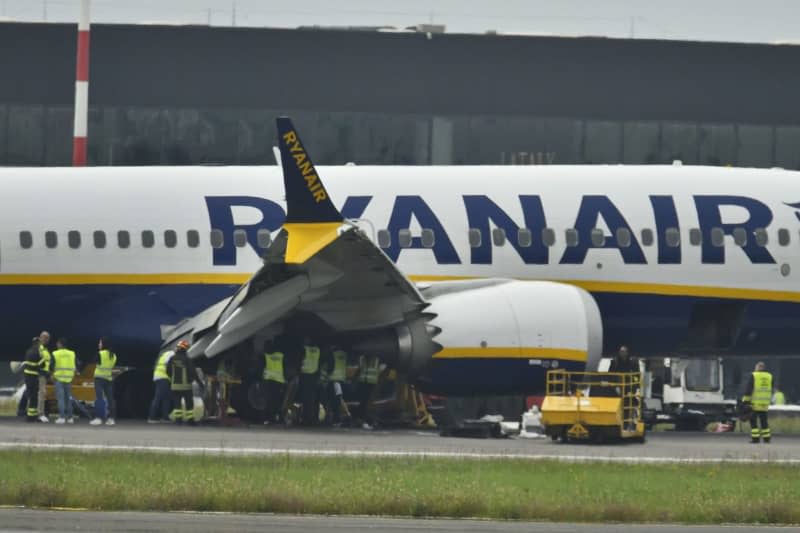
[353,279,603,395]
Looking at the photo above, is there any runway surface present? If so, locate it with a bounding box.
[0,509,793,532]
[0,418,798,463]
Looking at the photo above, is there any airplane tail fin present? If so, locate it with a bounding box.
[276,117,344,263]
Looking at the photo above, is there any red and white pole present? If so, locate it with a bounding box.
[72,0,90,167]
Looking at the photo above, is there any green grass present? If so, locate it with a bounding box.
[0,397,16,417]
[0,450,799,524]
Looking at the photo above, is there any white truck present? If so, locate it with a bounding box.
[600,357,737,430]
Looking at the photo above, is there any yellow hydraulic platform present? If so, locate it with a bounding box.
[541,370,646,443]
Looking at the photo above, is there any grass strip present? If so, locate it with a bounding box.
[1,450,799,524]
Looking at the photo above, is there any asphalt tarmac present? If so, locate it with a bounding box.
[0,418,798,462]
[0,509,794,533]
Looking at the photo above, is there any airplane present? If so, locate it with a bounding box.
[0,117,798,417]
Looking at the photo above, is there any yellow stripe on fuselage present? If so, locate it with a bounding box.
[434,346,588,362]
[409,275,800,304]
[0,272,797,303]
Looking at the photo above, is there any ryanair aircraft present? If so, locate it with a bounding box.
[1,117,798,414]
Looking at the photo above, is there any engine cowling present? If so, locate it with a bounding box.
[356,279,603,396]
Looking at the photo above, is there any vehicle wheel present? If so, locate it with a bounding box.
[229,379,267,422]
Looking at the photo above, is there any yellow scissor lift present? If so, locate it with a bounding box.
[541,370,646,443]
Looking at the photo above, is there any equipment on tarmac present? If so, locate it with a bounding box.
[541,370,646,443]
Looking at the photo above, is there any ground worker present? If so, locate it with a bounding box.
[90,337,117,426]
[37,331,52,423]
[773,383,786,405]
[299,337,321,426]
[742,361,773,443]
[262,339,286,425]
[322,344,349,426]
[167,340,201,425]
[147,348,174,423]
[23,337,42,422]
[355,353,381,430]
[51,338,77,424]
[609,345,638,373]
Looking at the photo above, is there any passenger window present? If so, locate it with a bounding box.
[492,228,506,247]
[542,228,556,247]
[616,228,631,248]
[398,229,412,248]
[210,229,224,249]
[565,229,579,247]
[117,231,130,249]
[19,231,33,249]
[141,230,155,249]
[164,230,177,248]
[689,228,702,246]
[733,227,747,246]
[45,231,57,249]
[754,228,768,247]
[777,228,790,246]
[256,229,271,249]
[93,230,106,249]
[68,230,81,249]
[711,227,724,248]
[468,228,481,248]
[590,228,605,247]
[233,229,247,248]
[640,229,654,247]
[665,227,680,248]
[187,230,200,248]
[421,229,435,249]
[517,228,532,248]
[377,229,391,249]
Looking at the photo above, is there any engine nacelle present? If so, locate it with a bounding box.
[357,279,603,396]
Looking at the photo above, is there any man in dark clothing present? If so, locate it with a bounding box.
[167,341,202,425]
[23,338,42,422]
[609,345,639,373]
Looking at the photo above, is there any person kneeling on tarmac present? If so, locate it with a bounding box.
[168,341,203,425]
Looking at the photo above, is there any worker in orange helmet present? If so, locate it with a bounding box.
[167,340,202,425]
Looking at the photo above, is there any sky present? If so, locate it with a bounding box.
[2,0,800,44]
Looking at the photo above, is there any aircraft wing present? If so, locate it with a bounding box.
[178,117,432,360]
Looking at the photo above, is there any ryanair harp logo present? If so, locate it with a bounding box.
[282,130,328,203]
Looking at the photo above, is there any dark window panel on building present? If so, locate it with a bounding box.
[697,123,736,166]
[737,125,773,168]
[775,126,800,171]
[44,106,73,166]
[162,108,240,165]
[622,121,659,164]
[583,120,622,164]
[351,113,429,164]
[85,106,106,166]
[312,112,356,165]
[455,116,580,165]
[0,105,7,165]
[660,122,698,164]
[236,108,276,165]
[7,105,44,165]
[110,107,167,165]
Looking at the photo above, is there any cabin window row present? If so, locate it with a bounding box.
[376,227,784,249]
[18,229,273,250]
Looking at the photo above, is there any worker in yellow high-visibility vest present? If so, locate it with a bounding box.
[355,354,382,430]
[321,344,349,426]
[51,338,78,424]
[262,339,286,425]
[299,337,321,426]
[742,361,773,443]
[148,349,174,423]
[90,337,117,426]
[37,331,52,423]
